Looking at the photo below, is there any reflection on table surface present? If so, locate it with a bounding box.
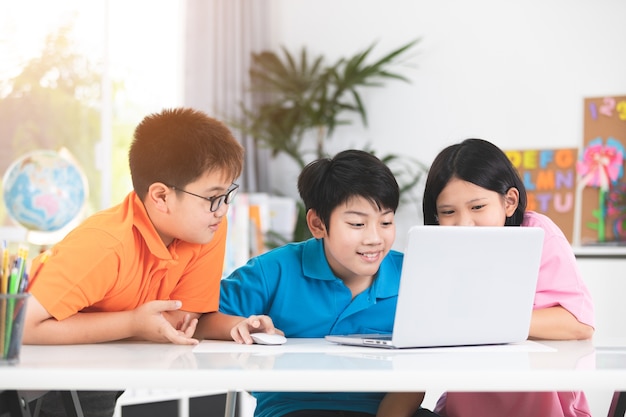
[1,338,624,392]
[7,338,621,371]
[190,338,604,371]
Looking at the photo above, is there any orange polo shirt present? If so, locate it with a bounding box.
[30,192,226,320]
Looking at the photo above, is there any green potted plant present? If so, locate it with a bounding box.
[234,39,428,243]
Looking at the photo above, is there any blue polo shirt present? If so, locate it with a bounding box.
[219,238,403,417]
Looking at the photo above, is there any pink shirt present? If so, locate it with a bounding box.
[434,211,595,417]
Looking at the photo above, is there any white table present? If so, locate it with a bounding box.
[1,338,625,392]
[1,338,626,416]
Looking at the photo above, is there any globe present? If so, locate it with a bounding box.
[2,149,88,233]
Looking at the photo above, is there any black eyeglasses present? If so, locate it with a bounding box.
[169,183,239,212]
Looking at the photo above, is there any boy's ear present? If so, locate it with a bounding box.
[306,209,327,238]
[504,187,520,217]
[147,183,171,213]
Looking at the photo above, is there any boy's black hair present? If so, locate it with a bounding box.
[129,108,244,199]
[422,138,527,226]
[297,149,400,233]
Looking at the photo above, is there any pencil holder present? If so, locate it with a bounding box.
[0,293,29,364]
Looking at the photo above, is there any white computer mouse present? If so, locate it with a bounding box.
[250,332,287,345]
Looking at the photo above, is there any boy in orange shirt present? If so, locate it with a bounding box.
[24,107,245,417]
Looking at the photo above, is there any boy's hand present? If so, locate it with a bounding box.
[230,315,283,344]
[133,300,199,345]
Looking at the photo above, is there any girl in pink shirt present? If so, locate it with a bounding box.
[420,138,595,417]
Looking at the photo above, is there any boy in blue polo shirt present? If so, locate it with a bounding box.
[199,149,430,417]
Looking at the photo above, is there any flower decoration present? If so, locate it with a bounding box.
[576,137,625,242]
[576,137,624,190]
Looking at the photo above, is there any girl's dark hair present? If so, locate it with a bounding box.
[422,138,526,226]
[297,149,400,234]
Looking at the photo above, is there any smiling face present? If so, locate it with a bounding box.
[309,195,396,288]
[435,177,519,227]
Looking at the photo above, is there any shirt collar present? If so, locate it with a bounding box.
[301,238,400,300]
[130,192,173,260]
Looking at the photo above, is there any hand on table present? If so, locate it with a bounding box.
[230,315,284,344]
[133,300,199,345]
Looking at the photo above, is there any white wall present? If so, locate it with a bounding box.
[577,257,626,340]
[264,0,626,250]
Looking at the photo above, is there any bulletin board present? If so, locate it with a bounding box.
[578,95,626,245]
[505,148,578,243]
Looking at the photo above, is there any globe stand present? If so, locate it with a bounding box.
[25,223,79,247]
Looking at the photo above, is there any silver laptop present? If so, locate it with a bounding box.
[325,225,544,349]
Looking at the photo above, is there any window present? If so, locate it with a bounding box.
[0,0,182,239]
